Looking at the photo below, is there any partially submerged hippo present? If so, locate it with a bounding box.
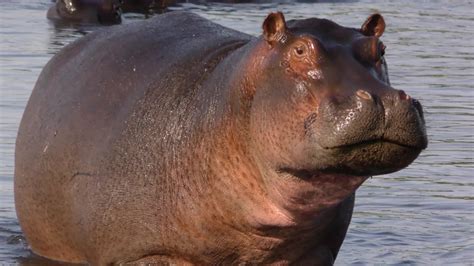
[47,0,123,24]
[47,0,176,25]
[15,11,427,264]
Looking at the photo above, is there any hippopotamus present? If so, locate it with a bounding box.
[47,0,123,24]
[47,0,175,25]
[15,11,427,264]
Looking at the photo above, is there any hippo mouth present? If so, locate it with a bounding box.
[324,137,426,150]
[309,137,425,177]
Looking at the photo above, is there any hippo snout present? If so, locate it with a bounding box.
[316,87,427,149]
[380,89,428,149]
[311,86,427,175]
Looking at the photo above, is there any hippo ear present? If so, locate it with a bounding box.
[262,12,288,44]
[361,13,385,37]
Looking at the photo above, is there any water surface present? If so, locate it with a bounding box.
[0,0,473,264]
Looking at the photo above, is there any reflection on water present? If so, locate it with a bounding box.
[1,0,473,264]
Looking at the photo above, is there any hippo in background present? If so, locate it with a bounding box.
[47,0,173,24]
[15,11,427,265]
[47,0,123,24]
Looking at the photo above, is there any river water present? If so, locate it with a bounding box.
[0,0,473,264]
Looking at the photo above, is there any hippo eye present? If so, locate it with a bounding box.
[293,44,307,57]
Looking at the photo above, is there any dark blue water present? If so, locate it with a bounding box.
[1,0,473,264]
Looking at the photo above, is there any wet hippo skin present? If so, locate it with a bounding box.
[15,11,427,265]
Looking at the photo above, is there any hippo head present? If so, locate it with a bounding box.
[53,0,122,24]
[242,12,427,214]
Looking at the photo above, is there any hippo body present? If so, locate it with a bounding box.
[15,12,427,265]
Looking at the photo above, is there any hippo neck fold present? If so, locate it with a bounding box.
[156,40,293,252]
[202,38,367,215]
[185,39,365,256]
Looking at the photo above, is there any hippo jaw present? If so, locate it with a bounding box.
[272,136,424,214]
[311,139,424,176]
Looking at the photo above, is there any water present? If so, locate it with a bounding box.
[0,0,473,264]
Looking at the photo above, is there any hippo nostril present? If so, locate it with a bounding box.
[356,89,373,101]
[398,90,411,101]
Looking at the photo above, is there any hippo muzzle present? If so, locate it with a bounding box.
[312,84,427,176]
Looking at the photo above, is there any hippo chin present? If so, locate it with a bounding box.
[15,11,427,264]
